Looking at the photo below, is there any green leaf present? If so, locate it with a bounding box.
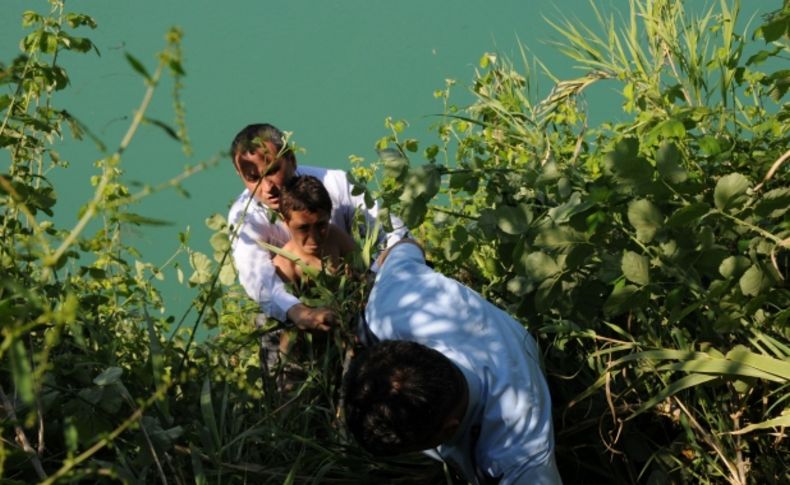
[124,53,151,81]
[144,117,180,140]
[628,374,718,420]
[698,135,722,157]
[754,187,790,218]
[205,214,227,231]
[519,251,560,281]
[622,251,650,285]
[9,340,34,405]
[548,192,593,224]
[655,141,687,184]
[730,410,790,435]
[494,204,530,235]
[714,173,750,212]
[666,202,710,228]
[605,138,654,189]
[200,377,221,453]
[209,232,230,253]
[627,199,663,243]
[116,212,173,226]
[739,264,770,296]
[219,262,237,286]
[378,148,409,181]
[719,256,751,280]
[93,367,123,386]
[189,252,213,285]
[603,284,640,316]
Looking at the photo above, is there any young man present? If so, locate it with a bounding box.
[227,123,407,332]
[272,175,355,284]
[343,240,562,484]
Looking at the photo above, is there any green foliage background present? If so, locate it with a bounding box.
[1,0,788,484]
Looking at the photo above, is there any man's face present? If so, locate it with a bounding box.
[234,140,296,210]
[284,209,330,256]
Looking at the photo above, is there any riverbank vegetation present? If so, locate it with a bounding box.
[1,0,788,483]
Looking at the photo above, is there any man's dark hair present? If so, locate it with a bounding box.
[342,340,464,456]
[280,175,332,220]
[229,123,295,165]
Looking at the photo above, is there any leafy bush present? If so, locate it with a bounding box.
[356,0,789,483]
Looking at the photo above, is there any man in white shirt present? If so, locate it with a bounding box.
[343,240,562,484]
[227,123,407,332]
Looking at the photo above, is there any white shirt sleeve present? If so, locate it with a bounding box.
[227,191,298,323]
[318,168,409,251]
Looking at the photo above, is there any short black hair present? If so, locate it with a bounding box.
[280,175,332,221]
[342,340,464,456]
[229,123,295,165]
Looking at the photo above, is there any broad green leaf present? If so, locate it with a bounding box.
[719,256,751,280]
[494,204,530,235]
[605,139,654,189]
[218,262,237,286]
[666,202,710,228]
[205,213,227,231]
[548,192,593,224]
[739,264,769,296]
[627,199,663,243]
[9,340,34,405]
[655,141,687,184]
[379,148,408,181]
[622,251,650,285]
[93,366,123,386]
[209,232,230,253]
[603,284,640,316]
[519,251,560,281]
[189,252,213,285]
[714,173,750,212]
[534,225,587,249]
[754,187,790,218]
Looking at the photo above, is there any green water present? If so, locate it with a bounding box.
[0,0,780,320]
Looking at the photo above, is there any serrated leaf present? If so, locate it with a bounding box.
[714,173,750,212]
[622,251,650,285]
[189,252,213,285]
[627,199,663,243]
[94,367,123,386]
[666,202,710,228]
[754,187,790,218]
[205,214,226,231]
[656,141,687,184]
[519,251,560,281]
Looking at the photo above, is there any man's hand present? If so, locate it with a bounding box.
[286,303,336,332]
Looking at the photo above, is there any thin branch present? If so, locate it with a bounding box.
[0,385,47,480]
[753,148,790,193]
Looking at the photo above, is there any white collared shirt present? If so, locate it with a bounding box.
[228,165,407,322]
[364,243,558,484]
